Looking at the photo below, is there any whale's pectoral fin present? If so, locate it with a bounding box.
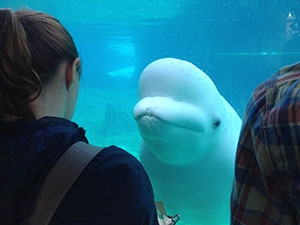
[156,201,181,225]
[156,201,167,217]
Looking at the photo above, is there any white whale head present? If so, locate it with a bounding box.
[133,57,241,166]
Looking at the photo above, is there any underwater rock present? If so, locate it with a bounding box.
[133,57,242,225]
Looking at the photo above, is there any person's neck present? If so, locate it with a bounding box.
[29,84,67,120]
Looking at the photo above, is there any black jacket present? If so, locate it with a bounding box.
[0,117,158,225]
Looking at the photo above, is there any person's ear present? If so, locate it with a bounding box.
[66,57,80,90]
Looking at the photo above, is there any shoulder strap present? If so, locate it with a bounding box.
[27,141,103,225]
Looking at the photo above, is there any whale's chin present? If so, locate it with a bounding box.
[137,115,205,165]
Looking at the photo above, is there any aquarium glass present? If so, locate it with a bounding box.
[2,1,300,224]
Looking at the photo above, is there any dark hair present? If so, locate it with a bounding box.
[0,8,80,121]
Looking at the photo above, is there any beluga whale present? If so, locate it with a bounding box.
[133,57,242,225]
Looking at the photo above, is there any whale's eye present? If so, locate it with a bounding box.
[214,119,221,128]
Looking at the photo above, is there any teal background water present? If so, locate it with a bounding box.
[2,1,300,224]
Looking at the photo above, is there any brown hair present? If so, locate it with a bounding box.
[0,8,80,121]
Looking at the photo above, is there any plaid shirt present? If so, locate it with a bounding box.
[231,62,300,224]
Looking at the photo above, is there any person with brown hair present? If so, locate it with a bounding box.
[0,8,159,225]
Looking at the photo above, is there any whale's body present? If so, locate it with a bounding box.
[133,58,242,224]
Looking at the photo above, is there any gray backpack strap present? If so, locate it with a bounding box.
[27,141,103,225]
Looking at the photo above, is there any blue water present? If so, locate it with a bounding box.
[4,0,300,115]
[3,1,300,224]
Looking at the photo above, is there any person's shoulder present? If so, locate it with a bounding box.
[89,145,145,175]
[276,62,300,83]
[250,62,300,104]
[71,144,149,193]
[54,144,157,224]
[82,145,152,197]
[98,145,140,163]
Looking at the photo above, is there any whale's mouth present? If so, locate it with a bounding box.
[133,96,216,165]
[133,97,206,133]
[136,113,204,134]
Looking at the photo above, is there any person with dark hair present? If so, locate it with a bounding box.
[0,8,160,225]
[231,62,300,224]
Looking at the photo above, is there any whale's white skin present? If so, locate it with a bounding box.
[133,58,242,225]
